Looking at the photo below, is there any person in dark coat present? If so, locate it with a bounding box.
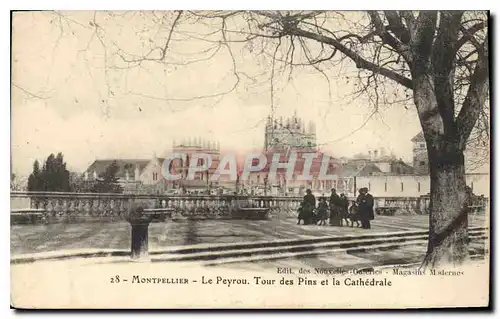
[329,188,342,226]
[302,189,316,225]
[317,197,329,225]
[347,200,361,227]
[357,188,374,229]
[339,193,349,226]
[355,188,365,227]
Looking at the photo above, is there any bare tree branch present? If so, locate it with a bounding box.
[384,11,411,44]
[456,37,489,149]
[455,21,487,53]
[368,11,412,63]
[275,24,413,88]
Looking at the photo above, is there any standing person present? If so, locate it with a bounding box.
[317,197,329,226]
[339,193,349,226]
[329,188,342,226]
[302,189,316,225]
[297,202,306,225]
[356,188,368,229]
[364,188,375,228]
[358,188,375,229]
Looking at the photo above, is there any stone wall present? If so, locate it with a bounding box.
[10,192,302,223]
[10,191,487,224]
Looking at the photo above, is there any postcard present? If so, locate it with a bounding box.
[10,10,490,309]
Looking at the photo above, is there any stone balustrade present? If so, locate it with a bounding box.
[10,191,487,224]
[10,191,303,223]
[374,197,429,215]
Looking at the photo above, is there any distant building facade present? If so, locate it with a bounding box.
[84,159,149,184]
[83,137,223,194]
[411,132,429,175]
[264,112,317,151]
[355,173,489,198]
[168,137,222,190]
[342,148,414,176]
[244,149,341,196]
[238,113,342,196]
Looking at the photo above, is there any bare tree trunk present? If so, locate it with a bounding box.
[423,146,469,268]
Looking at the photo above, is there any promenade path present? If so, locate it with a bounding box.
[11,213,488,256]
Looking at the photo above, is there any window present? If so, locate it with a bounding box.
[419,161,426,166]
[153,172,157,181]
[420,143,425,148]
[401,182,404,192]
[368,182,371,191]
[471,182,474,192]
[418,182,421,192]
[384,182,387,192]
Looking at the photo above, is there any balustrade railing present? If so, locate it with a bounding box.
[10,191,303,222]
[10,191,487,224]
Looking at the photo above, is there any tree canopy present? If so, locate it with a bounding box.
[27,153,71,192]
[92,160,124,193]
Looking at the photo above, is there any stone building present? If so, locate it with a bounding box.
[264,112,317,151]
[244,149,341,196]
[411,132,429,175]
[240,112,341,196]
[167,137,222,191]
[411,131,489,175]
[84,159,150,184]
[355,173,489,198]
[83,137,223,194]
[346,148,415,176]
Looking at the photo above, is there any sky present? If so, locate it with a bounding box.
[11,11,422,177]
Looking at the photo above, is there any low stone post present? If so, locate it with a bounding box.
[126,203,153,261]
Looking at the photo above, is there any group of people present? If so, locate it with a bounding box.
[297,188,375,229]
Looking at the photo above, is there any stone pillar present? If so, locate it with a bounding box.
[126,206,153,261]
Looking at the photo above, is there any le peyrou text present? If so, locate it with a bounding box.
[108,267,463,287]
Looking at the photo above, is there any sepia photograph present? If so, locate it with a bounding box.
[10,9,491,309]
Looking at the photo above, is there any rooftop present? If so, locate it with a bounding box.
[85,159,150,179]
